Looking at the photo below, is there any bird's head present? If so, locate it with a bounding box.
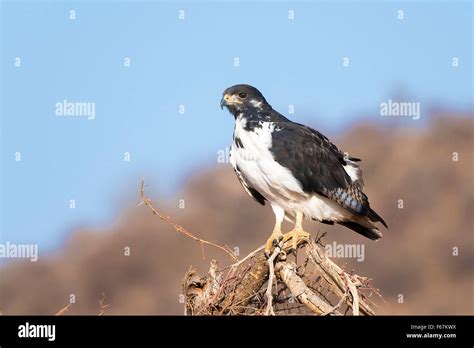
[220,84,270,115]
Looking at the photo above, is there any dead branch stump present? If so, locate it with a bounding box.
[183,238,380,316]
[139,182,381,316]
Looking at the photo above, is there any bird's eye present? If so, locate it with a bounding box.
[238,92,248,99]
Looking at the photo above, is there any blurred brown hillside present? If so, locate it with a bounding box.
[1,114,473,315]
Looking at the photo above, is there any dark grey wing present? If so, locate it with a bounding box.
[269,122,369,216]
[233,164,266,205]
[270,122,350,192]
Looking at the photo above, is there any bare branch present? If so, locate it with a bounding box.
[140,179,237,261]
[98,292,110,316]
[322,291,348,316]
[55,303,72,316]
[264,246,280,315]
[344,273,359,316]
[219,254,269,314]
[276,261,339,315]
[306,239,375,316]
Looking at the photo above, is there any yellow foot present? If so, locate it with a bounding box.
[282,229,311,252]
[264,230,284,256]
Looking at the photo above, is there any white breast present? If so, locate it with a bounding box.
[230,117,304,201]
[230,116,349,223]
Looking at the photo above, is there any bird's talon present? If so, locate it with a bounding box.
[281,229,311,252]
[264,229,284,257]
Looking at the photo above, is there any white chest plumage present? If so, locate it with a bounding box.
[230,117,302,197]
[230,116,347,223]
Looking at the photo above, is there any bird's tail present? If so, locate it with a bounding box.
[338,220,383,240]
[338,206,387,240]
[367,207,388,228]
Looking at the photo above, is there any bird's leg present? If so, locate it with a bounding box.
[264,219,284,257]
[282,212,311,252]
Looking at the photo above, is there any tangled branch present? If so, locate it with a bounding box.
[183,237,380,316]
[140,180,381,315]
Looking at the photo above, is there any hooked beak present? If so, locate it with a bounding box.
[220,93,240,110]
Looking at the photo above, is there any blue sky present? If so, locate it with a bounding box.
[0,0,472,252]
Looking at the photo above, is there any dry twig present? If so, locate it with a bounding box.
[140,179,237,261]
[263,246,281,315]
[276,260,340,315]
[55,303,72,316]
[98,292,110,316]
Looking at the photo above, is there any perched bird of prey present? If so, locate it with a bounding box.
[220,84,387,255]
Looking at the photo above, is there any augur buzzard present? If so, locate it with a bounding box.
[220,84,387,255]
